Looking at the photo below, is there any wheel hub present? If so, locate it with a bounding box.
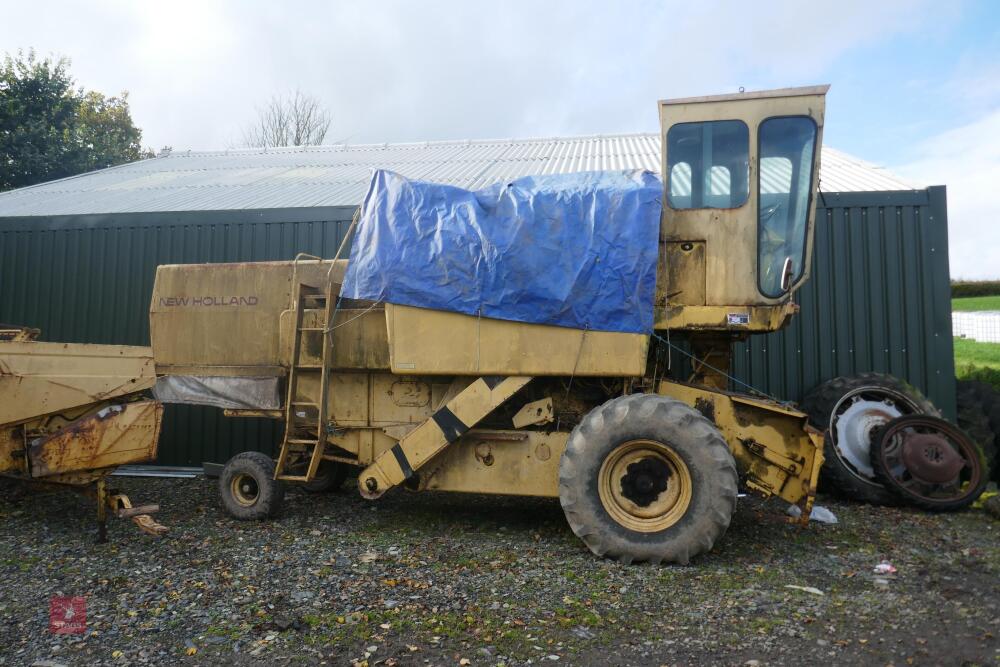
[833,394,906,479]
[598,440,692,533]
[620,457,671,507]
[900,432,965,484]
[230,473,260,507]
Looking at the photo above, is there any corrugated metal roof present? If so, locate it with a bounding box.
[0,133,921,217]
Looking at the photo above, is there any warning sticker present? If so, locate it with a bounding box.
[727,312,750,326]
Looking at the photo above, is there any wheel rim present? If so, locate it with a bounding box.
[830,386,921,481]
[876,416,984,505]
[598,439,692,533]
[230,473,260,507]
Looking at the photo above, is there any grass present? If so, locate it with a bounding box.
[951,296,1000,391]
[954,338,1000,370]
[954,337,1000,392]
[952,295,1000,312]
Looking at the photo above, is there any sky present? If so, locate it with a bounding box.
[2,0,998,277]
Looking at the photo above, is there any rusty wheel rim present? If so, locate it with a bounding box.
[230,473,260,507]
[598,439,692,533]
[875,416,984,505]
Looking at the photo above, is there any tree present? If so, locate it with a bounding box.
[243,89,332,148]
[74,90,148,174]
[0,50,151,191]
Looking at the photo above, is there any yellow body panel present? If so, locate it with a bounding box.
[657,380,823,508]
[280,308,389,370]
[386,304,648,377]
[151,259,351,376]
[655,303,798,332]
[0,341,156,425]
[421,430,567,497]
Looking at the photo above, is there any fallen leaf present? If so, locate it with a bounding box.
[186,647,197,656]
[784,585,824,596]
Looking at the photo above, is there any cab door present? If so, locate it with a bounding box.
[655,85,828,332]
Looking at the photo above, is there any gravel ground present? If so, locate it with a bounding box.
[1,476,998,667]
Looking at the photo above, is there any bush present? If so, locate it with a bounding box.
[952,280,1000,298]
[956,364,1000,393]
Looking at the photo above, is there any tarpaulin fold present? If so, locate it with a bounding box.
[341,169,661,334]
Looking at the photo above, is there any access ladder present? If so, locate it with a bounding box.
[274,275,338,482]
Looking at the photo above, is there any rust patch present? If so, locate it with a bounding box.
[693,397,716,424]
[28,401,163,478]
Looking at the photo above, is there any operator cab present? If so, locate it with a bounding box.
[655,85,828,332]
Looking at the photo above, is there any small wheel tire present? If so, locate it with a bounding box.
[219,452,286,520]
[303,461,351,493]
[559,394,737,565]
[801,373,938,505]
[870,415,989,512]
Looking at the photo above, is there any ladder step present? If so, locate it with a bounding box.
[294,364,324,370]
[276,475,311,482]
[297,327,325,332]
[291,401,319,407]
[287,438,321,445]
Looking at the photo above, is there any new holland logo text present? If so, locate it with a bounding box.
[159,296,259,307]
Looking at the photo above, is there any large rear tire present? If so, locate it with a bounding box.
[558,394,737,565]
[219,452,286,520]
[801,373,938,505]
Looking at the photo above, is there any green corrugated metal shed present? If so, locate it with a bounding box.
[0,136,954,465]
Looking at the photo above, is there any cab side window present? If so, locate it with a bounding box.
[666,120,749,210]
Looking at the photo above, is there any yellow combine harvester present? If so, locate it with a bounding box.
[2,86,831,561]
[153,85,829,564]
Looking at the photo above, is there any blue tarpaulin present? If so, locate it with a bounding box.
[341,169,662,334]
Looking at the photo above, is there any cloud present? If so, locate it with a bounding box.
[0,0,937,150]
[895,108,1000,279]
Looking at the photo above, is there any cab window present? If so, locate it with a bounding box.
[666,120,749,209]
[757,116,818,297]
